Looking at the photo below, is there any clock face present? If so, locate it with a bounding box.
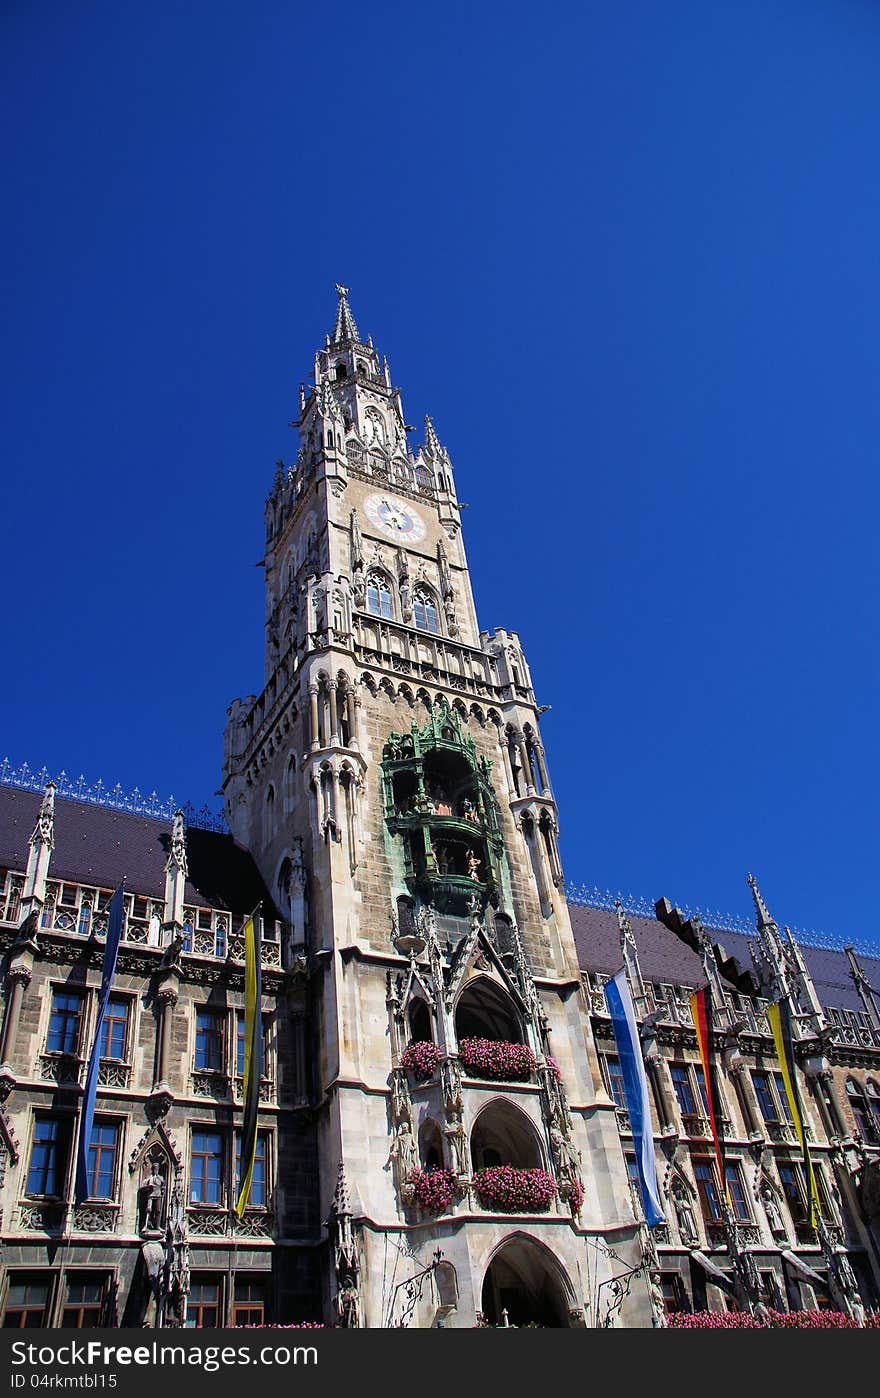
[364,493,426,542]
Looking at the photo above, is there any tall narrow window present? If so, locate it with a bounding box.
[86,1123,119,1201]
[772,1072,794,1125]
[366,572,393,619]
[195,1010,225,1073]
[670,1064,697,1118]
[693,1158,723,1222]
[413,587,439,633]
[190,1132,224,1205]
[100,998,129,1061]
[235,1132,267,1207]
[778,1163,808,1224]
[602,1055,627,1111]
[724,1163,751,1222]
[26,1117,65,1197]
[752,1070,776,1123]
[263,786,275,845]
[47,990,84,1055]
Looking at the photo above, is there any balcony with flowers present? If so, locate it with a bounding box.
[469,1099,565,1217]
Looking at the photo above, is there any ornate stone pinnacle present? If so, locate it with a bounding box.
[332,284,360,344]
[31,781,56,849]
[424,414,442,456]
[747,872,776,931]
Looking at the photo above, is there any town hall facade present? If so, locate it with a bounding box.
[0,290,877,1327]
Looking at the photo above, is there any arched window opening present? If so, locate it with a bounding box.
[521,813,551,917]
[866,1080,880,1140]
[415,464,433,491]
[456,979,523,1045]
[481,1239,572,1328]
[470,1101,543,1172]
[263,786,275,846]
[413,587,440,634]
[335,363,346,381]
[326,431,334,448]
[276,857,292,919]
[847,1078,878,1143]
[366,571,394,620]
[419,1119,444,1172]
[408,998,432,1045]
[539,811,561,887]
[285,756,297,817]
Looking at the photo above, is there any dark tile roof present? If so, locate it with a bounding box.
[568,901,713,987]
[0,785,271,917]
[567,898,880,1019]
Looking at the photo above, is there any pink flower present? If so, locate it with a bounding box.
[408,1167,458,1213]
[458,1037,537,1082]
[473,1166,557,1212]
[401,1040,441,1082]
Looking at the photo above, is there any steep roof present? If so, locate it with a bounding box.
[0,785,270,916]
[567,897,880,1019]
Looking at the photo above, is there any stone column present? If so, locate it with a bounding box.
[309,684,320,751]
[533,741,551,795]
[516,732,535,796]
[728,1055,764,1139]
[328,682,339,746]
[809,1065,848,1141]
[345,688,358,749]
[153,985,179,1092]
[0,964,31,1068]
[646,1053,676,1133]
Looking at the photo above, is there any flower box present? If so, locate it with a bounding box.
[408,1167,458,1214]
[458,1037,537,1082]
[473,1166,557,1213]
[400,1040,441,1082]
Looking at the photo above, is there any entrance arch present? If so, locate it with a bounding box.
[481,1234,574,1328]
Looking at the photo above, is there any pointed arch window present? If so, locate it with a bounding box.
[413,586,439,634]
[366,571,394,620]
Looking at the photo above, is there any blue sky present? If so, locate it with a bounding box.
[2,2,878,948]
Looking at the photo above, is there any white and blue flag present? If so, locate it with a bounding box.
[604,967,665,1227]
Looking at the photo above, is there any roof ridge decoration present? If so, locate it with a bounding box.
[565,881,878,960]
[0,758,228,834]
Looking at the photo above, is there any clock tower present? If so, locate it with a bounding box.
[221,287,647,1327]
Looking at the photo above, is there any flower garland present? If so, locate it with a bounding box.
[473,1166,557,1212]
[458,1037,537,1082]
[400,1040,441,1082]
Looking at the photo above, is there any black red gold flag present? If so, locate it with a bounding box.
[690,985,728,1203]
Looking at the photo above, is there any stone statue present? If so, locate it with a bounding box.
[389,1121,418,1179]
[337,1282,361,1328]
[649,1272,667,1328]
[549,1124,581,1181]
[761,1182,786,1235]
[671,1181,699,1246]
[144,1164,165,1230]
[444,1116,469,1177]
[833,1251,865,1323]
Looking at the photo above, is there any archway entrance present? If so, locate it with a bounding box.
[481,1237,572,1328]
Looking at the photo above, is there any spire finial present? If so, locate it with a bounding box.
[423,414,442,456]
[332,284,360,344]
[747,872,777,932]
